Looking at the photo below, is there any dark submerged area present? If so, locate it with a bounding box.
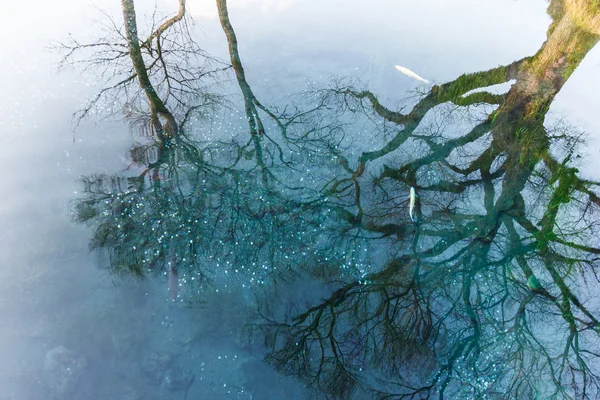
[4,0,600,399]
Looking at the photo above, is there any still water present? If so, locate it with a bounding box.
[2,0,600,399]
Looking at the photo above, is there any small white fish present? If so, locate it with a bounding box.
[395,65,429,84]
[409,187,416,221]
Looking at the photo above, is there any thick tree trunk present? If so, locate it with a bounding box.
[121,0,178,139]
[216,0,264,135]
[487,0,599,228]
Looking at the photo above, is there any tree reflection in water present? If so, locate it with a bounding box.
[68,0,600,398]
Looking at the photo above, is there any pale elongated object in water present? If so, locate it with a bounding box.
[395,65,429,84]
[409,187,416,221]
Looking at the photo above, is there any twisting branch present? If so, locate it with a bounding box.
[142,0,186,48]
[56,0,227,134]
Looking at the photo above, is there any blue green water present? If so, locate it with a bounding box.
[2,0,600,399]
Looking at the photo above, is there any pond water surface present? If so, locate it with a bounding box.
[2,0,600,399]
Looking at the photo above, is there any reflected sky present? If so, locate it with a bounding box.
[1,1,600,399]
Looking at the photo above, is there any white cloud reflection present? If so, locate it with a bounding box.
[187,0,299,18]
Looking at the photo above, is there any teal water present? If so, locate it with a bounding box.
[2,1,600,399]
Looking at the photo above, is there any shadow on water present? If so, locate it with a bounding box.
[54,0,600,398]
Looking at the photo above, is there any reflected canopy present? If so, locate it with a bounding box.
[66,0,600,398]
